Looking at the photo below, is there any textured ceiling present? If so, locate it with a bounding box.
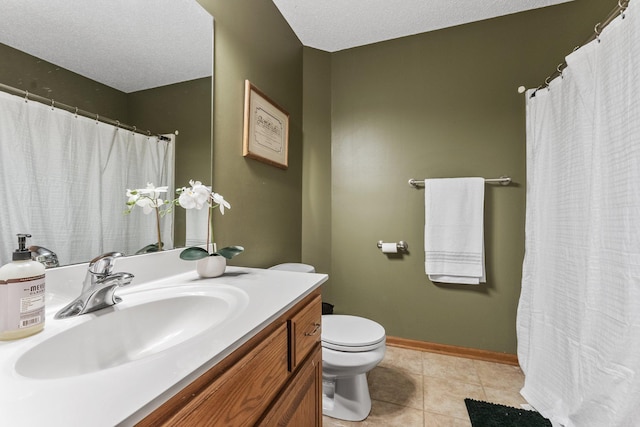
[272,0,573,52]
[0,0,213,93]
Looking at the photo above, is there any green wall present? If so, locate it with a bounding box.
[198,0,304,268]
[301,0,613,353]
[302,48,332,278]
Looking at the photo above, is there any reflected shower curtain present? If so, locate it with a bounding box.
[0,91,174,265]
[517,3,640,426]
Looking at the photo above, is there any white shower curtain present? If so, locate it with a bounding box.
[0,91,174,266]
[517,3,640,426]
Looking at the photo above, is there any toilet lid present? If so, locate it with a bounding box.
[322,315,385,351]
[268,263,315,273]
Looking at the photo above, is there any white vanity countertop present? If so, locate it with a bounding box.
[0,252,327,427]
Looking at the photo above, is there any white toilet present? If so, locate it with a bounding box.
[321,314,386,421]
[268,263,387,421]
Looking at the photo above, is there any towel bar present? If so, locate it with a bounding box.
[408,176,511,188]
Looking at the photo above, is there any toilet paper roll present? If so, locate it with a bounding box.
[381,243,398,253]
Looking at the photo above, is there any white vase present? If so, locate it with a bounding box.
[196,255,226,278]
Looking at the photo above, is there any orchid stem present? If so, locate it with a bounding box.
[207,206,213,254]
[155,205,163,251]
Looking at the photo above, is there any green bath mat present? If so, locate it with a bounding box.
[465,399,552,427]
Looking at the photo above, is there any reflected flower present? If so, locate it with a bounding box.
[125,182,174,252]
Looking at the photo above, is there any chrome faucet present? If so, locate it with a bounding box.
[55,252,134,319]
[29,245,59,268]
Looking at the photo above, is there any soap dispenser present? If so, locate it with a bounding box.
[0,234,46,340]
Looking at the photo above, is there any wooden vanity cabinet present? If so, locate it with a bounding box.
[258,345,322,426]
[138,289,322,427]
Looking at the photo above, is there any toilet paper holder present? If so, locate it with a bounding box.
[377,241,408,252]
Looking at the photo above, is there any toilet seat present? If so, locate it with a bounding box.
[322,315,386,352]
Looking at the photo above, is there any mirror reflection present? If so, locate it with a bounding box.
[0,0,214,266]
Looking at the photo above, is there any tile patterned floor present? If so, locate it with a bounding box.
[322,345,527,427]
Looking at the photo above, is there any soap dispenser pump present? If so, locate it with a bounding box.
[0,233,46,340]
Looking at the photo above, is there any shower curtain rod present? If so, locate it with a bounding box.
[0,82,171,141]
[533,0,630,95]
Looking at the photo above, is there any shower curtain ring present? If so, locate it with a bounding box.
[618,0,627,18]
[51,99,55,110]
[24,91,29,102]
[116,120,120,129]
[557,63,564,78]
[594,22,601,42]
[74,107,78,118]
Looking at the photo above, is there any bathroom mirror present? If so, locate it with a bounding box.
[0,0,214,266]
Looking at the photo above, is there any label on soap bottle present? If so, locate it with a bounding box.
[0,274,45,332]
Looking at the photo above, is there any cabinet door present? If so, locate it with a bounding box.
[288,295,322,372]
[169,323,289,426]
[259,344,322,427]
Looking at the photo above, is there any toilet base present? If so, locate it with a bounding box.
[322,373,372,421]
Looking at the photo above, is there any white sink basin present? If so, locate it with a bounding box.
[15,284,248,379]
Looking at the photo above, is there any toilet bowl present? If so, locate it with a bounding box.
[268,263,386,421]
[321,314,386,421]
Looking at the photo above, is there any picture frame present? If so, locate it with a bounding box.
[242,80,289,169]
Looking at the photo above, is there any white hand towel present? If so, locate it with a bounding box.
[424,178,486,284]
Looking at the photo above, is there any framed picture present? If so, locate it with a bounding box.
[242,80,290,169]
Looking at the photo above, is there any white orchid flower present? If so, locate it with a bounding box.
[124,182,175,253]
[212,192,231,214]
[178,180,212,210]
[125,183,168,214]
[126,189,140,204]
[178,188,207,209]
[136,197,159,214]
[138,182,168,200]
[176,179,243,260]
